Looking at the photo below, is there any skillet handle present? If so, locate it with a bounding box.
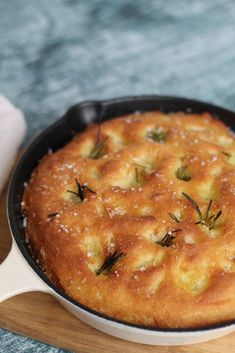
[0,241,50,303]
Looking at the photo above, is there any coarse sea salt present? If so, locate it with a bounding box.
[59,224,69,233]
[22,217,27,228]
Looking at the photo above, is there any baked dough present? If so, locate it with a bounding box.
[23,111,235,328]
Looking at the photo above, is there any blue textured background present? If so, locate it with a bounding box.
[1,0,235,351]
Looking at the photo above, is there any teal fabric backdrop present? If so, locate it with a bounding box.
[1,0,235,351]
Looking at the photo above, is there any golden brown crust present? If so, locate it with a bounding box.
[23,111,235,328]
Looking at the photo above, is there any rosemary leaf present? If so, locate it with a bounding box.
[221,151,231,158]
[67,178,96,202]
[176,166,191,181]
[147,127,167,143]
[84,185,97,194]
[96,251,126,275]
[47,212,59,218]
[135,167,140,185]
[204,199,212,223]
[133,164,146,186]
[182,192,202,221]
[208,210,222,230]
[90,136,109,159]
[90,122,108,159]
[77,179,85,201]
[168,212,180,223]
[182,192,222,230]
[156,229,181,247]
[132,163,149,170]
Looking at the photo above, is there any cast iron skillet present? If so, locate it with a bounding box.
[6,95,235,342]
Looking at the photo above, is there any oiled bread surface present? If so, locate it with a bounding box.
[23,111,235,328]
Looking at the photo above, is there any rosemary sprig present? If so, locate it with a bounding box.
[96,250,126,275]
[147,127,167,143]
[156,229,181,247]
[132,162,149,170]
[176,165,191,181]
[182,192,202,220]
[90,122,108,159]
[168,212,180,223]
[206,210,222,230]
[132,163,148,185]
[47,212,59,218]
[135,167,140,185]
[221,151,231,158]
[182,192,222,230]
[67,178,96,202]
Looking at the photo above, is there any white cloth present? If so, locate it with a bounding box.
[0,96,26,193]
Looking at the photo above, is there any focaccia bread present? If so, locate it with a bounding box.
[23,111,235,328]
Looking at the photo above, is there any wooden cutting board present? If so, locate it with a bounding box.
[0,186,235,353]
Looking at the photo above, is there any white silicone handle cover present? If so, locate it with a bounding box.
[0,240,50,302]
[0,95,27,193]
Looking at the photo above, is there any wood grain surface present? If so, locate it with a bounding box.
[0,186,235,353]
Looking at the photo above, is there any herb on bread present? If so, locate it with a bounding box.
[67,178,96,202]
[156,229,181,247]
[182,192,222,230]
[168,212,180,223]
[96,250,126,275]
[90,122,108,159]
[176,165,191,181]
[147,127,167,143]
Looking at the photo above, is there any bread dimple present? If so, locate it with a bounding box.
[23,111,235,328]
